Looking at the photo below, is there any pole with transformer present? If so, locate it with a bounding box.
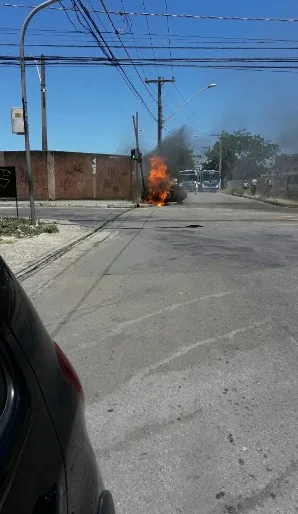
[145,77,175,149]
[20,0,58,224]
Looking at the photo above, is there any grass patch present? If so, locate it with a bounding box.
[0,217,59,239]
[231,188,245,197]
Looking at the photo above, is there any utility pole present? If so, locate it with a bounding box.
[219,139,223,188]
[210,133,224,189]
[132,112,146,202]
[132,113,139,203]
[40,54,48,151]
[145,77,175,149]
[31,53,47,150]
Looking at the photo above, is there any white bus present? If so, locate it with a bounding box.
[178,170,197,192]
[197,170,220,192]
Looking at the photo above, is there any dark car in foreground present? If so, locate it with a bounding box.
[0,257,115,513]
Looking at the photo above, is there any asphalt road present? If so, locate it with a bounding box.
[0,204,124,228]
[23,193,298,513]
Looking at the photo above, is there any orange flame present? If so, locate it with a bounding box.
[145,156,171,206]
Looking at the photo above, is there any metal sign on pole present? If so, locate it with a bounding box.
[0,167,19,218]
[11,108,25,135]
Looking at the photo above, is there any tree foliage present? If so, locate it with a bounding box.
[202,130,279,180]
[145,126,194,177]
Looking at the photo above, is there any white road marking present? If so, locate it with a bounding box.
[111,290,234,335]
[133,319,269,380]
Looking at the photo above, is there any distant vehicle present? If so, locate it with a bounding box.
[178,170,197,192]
[198,170,220,192]
[0,257,115,514]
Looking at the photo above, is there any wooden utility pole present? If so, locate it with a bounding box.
[145,77,175,149]
[132,112,146,202]
[210,133,223,188]
[132,112,139,203]
[40,54,48,151]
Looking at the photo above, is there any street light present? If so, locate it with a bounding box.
[20,0,58,224]
[163,83,216,124]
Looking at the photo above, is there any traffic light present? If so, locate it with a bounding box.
[131,149,137,160]
[131,149,142,163]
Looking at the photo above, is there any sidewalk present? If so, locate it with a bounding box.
[0,199,136,209]
[224,190,298,208]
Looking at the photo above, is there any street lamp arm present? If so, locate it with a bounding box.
[20,0,58,224]
[20,0,58,52]
[163,83,216,124]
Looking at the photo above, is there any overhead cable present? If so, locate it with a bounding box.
[1,4,298,23]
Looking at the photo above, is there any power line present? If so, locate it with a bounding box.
[98,0,157,104]
[3,25,298,46]
[118,0,147,80]
[2,55,298,67]
[142,0,158,75]
[3,38,298,51]
[64,0,157,120]
[2,4,298,23]
[164,0,173,77]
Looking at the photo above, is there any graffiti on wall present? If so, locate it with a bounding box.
[60,176,75,192]
[65,164,83,176]
[20,166,28,184]
[60,163,84,192]
[77,181,86,192]
[98,166,128,193]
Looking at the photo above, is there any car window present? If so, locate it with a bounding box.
[0,362,7,417]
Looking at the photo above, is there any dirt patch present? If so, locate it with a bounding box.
[0,221,89,274]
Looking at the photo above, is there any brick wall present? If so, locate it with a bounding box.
[0,150,132,200]
[0,150,48,199]
[96,154,132,200]
[54,152,93,199]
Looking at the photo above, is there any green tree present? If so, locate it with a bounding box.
[202,130,279,180]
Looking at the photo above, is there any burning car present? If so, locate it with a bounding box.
[167,180,187,204]
[144,157,187,206]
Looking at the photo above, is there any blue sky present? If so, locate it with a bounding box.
[0,0,298,155]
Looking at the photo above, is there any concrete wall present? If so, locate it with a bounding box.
[0,150,132,200]
[0,150,48,199]
[275,154,298,175]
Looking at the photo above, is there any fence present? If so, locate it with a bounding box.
[227,174,298,201]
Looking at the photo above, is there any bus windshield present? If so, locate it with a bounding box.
[179,173,197,182]
[202,171,220,183]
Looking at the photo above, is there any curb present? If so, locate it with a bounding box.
[0,202,136,209]
[222,191,298,209]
